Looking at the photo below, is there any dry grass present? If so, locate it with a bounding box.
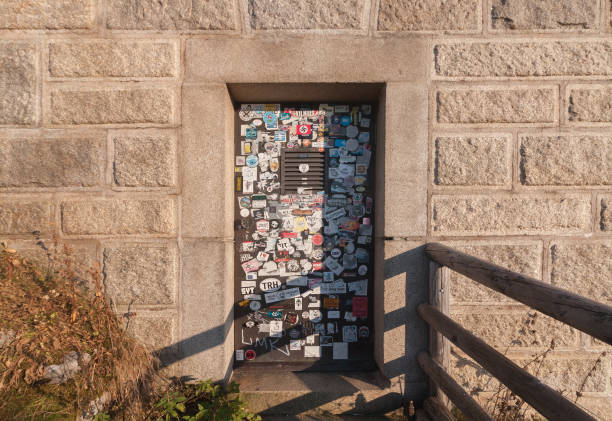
[0,235,158,420]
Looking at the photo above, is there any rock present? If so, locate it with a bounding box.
[43,351,91,384]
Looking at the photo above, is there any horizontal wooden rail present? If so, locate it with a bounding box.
[418,304,597,421]
[425,242,612,345]
[418,352,493,421]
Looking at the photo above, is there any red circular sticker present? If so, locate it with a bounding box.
[245,350,256,361]
[312,234,323,246]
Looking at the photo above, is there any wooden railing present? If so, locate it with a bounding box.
[418,242,612,421]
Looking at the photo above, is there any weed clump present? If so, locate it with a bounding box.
[0,236,157,420]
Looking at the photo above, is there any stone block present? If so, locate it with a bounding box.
[179,240,233,381]
[437,87,557,124]
[431,194,591,236]
[0,0,93,29]
[248,0,366,30]
[451,311,578,348]
[111,129,177,187]
[49,87,176,125]
[3,239,97,286]
[577,397,612,421]
[490,0,599,31]
[550,241,612,305]
[0,200,53,235]
[520,134,611,186]
[185,38,428,83]
[450,350,609,393]
[106,0,236,30]
[48,40,178,79]
[445,242,542,304]
[434,135,511,186]
[0,42,37,126]
[103,244,177,305]
[568,85,612,124]
[181,84,233,238]
[435,41,611,78]
[602,195,611,232]
[384,84,428,237]
[61,198,177,236]
[0,137,103,188]
[377,0,480,32]
[126,313,178,365]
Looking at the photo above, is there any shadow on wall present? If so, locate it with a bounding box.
[153,244,429,415]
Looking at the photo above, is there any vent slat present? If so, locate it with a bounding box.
[281,148,326,194]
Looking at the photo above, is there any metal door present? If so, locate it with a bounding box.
[234,103,375,370]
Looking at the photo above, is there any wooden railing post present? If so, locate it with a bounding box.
[429,261,451,405]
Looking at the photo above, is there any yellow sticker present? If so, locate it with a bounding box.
[294,217,307,232]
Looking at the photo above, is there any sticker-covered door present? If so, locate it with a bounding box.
[234,104,375,369]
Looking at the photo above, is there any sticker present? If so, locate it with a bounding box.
[235,350,244,361]
[323,296,339,309]
[263,111,278,130]
[321,281,347,294]
[320,336,333,346]
[309,310,322,323]
[297,124,312,136]
[252,119,263,126]
[236,156,246,166]
[249,301,261,311]
[240,208,249,217]
[353,297,368,318]
[260,278,281,292]
[340,115,351,127]
[348,279,367,296]
[242,258,261,273]
[327,310,340,319]
[346,138,359,152]
[286,276,308,287]
[245,350,256,360]
[246,127,257,139]
[270,320,283,338]
[298,163,310,173]
[304,346,321,358]
[290,340,301,351]
[359,326,370,339]
[295,297,303,310]
[343,325,357,342]
[333,342,348,360]
[312,234,323,246]
[246,155,259,167]
[270,158,279,172]
[346,125,359,138]
[274,131,287,142]
[265,287,300,303]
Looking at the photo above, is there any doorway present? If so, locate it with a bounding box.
[233,103,376,370]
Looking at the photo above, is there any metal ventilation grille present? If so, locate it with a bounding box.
[281,149,325,194]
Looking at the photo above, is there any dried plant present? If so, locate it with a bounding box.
[0,235,159,419]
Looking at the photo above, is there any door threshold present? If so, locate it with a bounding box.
[231,367,392,393]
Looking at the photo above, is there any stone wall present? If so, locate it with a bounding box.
[0,0,610,418]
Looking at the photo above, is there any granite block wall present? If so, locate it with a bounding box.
[0,0,610,417]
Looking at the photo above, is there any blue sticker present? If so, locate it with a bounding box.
[274,131,287,142]
[246,127,257,139]
[340,115,351,127]
[246,155,259,167]
[263,111,278,129]
[331,115,340,125]
[334,138,347,148]
[280,112,291,121]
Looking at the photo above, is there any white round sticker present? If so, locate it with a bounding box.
[252,119,263,126]
[249,301,261,311]
[240,208,250,217]
[346,138,359,152]
[299,163,309,173]
[346,125,359,138]
[259,278,281,292]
